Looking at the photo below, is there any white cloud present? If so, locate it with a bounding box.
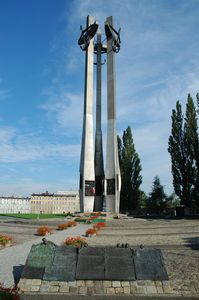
[0,126,80,163]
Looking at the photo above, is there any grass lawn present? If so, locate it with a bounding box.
[0,213,71,219]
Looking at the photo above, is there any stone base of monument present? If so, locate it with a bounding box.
[17,241,172,296]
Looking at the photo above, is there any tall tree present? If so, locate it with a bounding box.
[184,94,199,206]
[147,176,167,213]
[119,126,142,211]
[168,95,198,207]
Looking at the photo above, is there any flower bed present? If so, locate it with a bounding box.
[57,223,69,230]
[36,225,52,236]
[63,236,86,248]
[85,228,98,237]
[0,234,14,247]
[93,222,106,230]
[66,220,77,227]
[0,283,20,300]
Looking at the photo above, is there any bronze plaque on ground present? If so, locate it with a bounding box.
[133,248,168,280]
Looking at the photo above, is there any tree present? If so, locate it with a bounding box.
[118,126,142,211]
[168,95,199,207]
[147,176,167,214]
[184,94,199,206]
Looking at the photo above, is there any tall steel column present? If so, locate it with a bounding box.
[105,16,121,213]
[94,32,105,211]
[79,15,96,212]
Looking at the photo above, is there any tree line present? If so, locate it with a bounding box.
[118,93,199,213]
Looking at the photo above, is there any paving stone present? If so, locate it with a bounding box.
[146,285,157,294]
[130,286,137,294]
[106,287,115,294]
[31,285,40,292]
[156,286,164,293]
[137,280,146,286]
[49,285,59,292]
[69,286,78,294]
[50,280,60,286]
[123,287,131,294]
[87,287,95,295]
[136,285,147,294]
[31,279,42,286]
[95,286,105,294]
[76,280,85,287]
[162,285,173,293]
[155,280,163,287]
[121,281,130,287]
[115,287,124,294]
[103,280,112,287]
[59,285,69,293]
[85,280,94,287]
[112,281,121,287]
[94,280,103,287]
[40,283,50,293]
[146,280,155,286]
[78,286,87,294]
[67,281,77,287]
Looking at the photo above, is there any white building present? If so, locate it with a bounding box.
[31,191,80,214]
[0,196,31,214]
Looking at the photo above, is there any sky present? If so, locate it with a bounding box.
[0,0,199,197]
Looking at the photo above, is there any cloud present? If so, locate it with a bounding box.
[0,126,80,163]
[40,92,83,134]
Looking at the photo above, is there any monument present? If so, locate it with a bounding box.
[78,15,121,213]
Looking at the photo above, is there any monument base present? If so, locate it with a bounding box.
[84,196,94,212]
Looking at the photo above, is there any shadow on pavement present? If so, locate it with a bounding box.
[13,265,24,284]
[183,236,199,250]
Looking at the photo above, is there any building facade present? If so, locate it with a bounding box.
[0,196,31,213]
[30,191,80,214]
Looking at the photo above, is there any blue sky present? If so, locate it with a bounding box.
[0,0,199,196]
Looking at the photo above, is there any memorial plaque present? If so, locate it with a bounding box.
[105,257,135,280]
[53,252,77,267]
[105,247,131,257]
[79,246,105,256]
[105,247,135,280]
[133,248,168,280]
[26,244,55,268]
[76,255,105,280]
[43,265,75,281]
[85,180,95,196]
[107,179,115,195]
[55,246,77,255]
[21,266,44,279]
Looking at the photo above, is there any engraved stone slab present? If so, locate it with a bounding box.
[44,247,77,281]
[79,246,105,256]
[54,246,77,255]
[105,247,135,280]
[133,248,168,280]
[21,266,45,279]
[76,255,105,280]
[26,244,55,268]
[43,265,75,281]
[105,247,131,257]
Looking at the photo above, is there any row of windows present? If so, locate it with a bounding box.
[0,199,29,204]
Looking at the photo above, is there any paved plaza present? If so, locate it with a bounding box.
[0,216,199,298]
